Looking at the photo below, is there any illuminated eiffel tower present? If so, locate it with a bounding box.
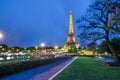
[64,11,79,50]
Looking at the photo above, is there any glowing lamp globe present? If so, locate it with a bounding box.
[41,43,45,47]
[0,33,3,40]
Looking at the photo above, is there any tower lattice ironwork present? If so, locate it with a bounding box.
[64,11,79,50]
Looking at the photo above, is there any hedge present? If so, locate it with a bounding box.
[0,56,70,77]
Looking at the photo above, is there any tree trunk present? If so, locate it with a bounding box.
[105,31,120,63]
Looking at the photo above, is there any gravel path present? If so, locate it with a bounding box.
[1,57,77,80]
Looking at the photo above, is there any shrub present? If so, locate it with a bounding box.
[0,56,70,77]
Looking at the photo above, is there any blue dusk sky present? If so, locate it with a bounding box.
[0,0,94,47]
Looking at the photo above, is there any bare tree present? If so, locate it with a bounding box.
[78,0,120,63]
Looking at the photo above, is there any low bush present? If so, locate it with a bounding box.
[0,56,69,77]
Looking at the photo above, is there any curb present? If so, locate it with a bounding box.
[48,57,78,80]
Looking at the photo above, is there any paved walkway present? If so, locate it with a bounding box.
[1,57,77,80]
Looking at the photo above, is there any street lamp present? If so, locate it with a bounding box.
[0,32,4,53]
[0,32,4,40]
[41,43,45,53]
[41,43,45,47]
[54,46,58,52]
[35,46,38,49]
[54,46,58,49]
[35,46,38,52]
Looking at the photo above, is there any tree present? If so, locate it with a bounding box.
[68,48,78,53]
[86,41,97,51]
[98,41,110,54]
[99,38,120,54]
[78,0,120,63]
[0,44,8,52]
[111,38,120,54]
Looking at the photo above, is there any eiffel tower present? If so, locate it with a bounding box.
[64,11,79,50]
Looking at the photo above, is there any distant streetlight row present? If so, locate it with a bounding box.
[40,42,59,49]
[0,33,59,49]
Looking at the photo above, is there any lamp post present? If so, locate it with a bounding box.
[0,32,4,40]
[35,46,38,52]
[41,43,45,53]
[35,46,38,49]
[0,32,4,45]
[0,32,4,53]
[54,46,58,52]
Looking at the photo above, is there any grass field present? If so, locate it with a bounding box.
[54,57,120,80]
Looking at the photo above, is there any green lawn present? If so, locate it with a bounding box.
[54,57,120,80]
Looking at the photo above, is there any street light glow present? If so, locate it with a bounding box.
[35,46,38,49]
[41,43,45,47]
[54,46,58,49]
[0,32,4,40]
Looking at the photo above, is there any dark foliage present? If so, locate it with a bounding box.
[99,38,120,54]
[0,56,70,77]
[86,41,97,51]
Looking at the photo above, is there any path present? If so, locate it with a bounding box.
[1,57,77,80]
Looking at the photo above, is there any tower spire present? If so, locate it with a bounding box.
[64,11,79,50]
[69,11,74,33]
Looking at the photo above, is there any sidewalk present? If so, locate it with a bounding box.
[1,57,77,80]
[33,57,77,80]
